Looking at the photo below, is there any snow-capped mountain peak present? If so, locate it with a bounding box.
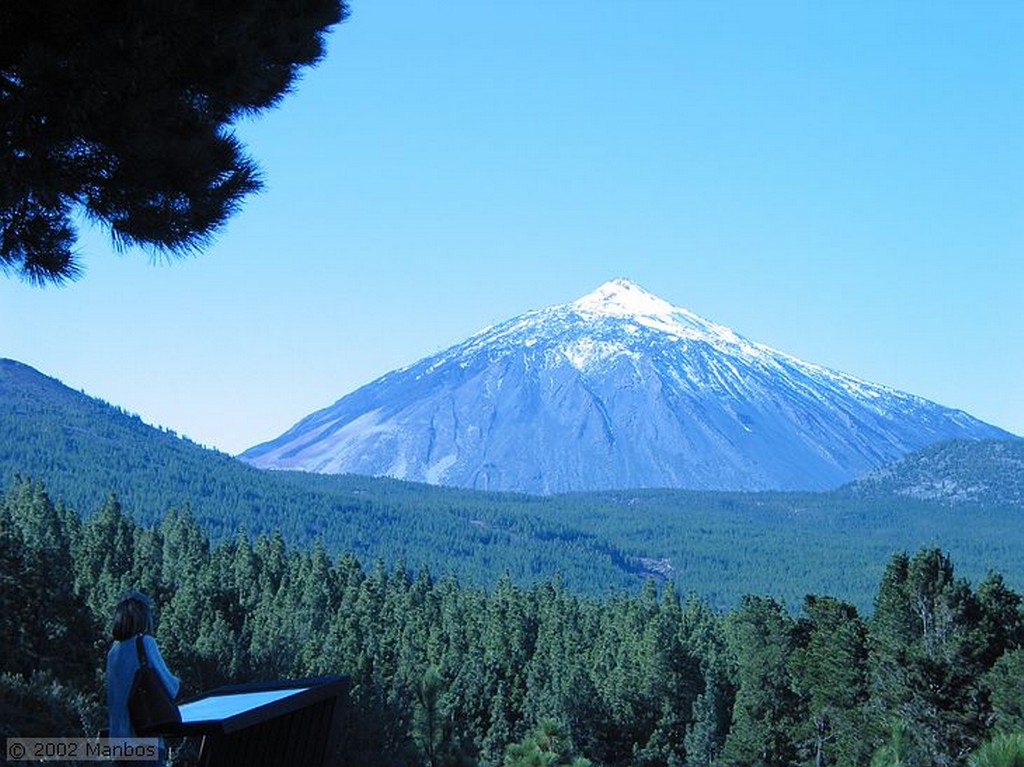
[571,278,743,347]
[241,280,1015,494]
[572,278,676,318]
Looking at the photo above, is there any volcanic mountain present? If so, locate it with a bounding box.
[240,280,1014,493]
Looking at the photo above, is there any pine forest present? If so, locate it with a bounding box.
[2,476,1022,767]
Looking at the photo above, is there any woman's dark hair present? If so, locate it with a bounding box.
[111,590,155,640]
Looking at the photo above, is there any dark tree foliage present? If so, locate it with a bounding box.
[3,475,1023,767]
[868,549,1000,766]
[0,0,347,284]
[720,596,802,767]
[789,596,870,767]
[0,476,99,687]
[986,649,1024,734]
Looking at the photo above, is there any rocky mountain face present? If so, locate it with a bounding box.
[240,280,1015,493]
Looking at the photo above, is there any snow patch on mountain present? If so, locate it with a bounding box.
[560,338,637,371]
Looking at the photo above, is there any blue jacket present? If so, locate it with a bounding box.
[106,633,181,738]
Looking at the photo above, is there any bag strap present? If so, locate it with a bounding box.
[135,634,150,668]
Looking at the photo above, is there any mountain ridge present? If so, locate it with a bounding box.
[1,356,1021,609]
[241,280,1014,493]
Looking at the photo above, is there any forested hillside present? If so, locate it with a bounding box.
[846,438,1024,507]
[2,476,1022,766]
[2,358,1023,611]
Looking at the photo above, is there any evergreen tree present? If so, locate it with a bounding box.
[73,493,137,619]
[986,650,1024,733]
[683,665,730,767]
[1,0,347,283]
[967,733,1024,767]
[974,572,1024,668]
[0,503,33,672]
[869,548,990,767]
[870,720,920,767]
[789,595,870,767]
[720,595,802,767]
[0,478,97,685]
[411,665,474,767]
[681,594,732,767]
[503,718,591,767]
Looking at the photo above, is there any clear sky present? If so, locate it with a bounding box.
[2,1,1022,454]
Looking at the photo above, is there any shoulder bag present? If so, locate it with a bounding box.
[128,635,181,735]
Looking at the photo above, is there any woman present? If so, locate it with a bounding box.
[106,591,180,766]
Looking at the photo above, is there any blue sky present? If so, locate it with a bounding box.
[2,1,1022,453]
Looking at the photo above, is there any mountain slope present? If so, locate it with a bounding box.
[0,357,669,591]
[845,438,1024,507]
[241,279,1014,493]
[1,357,1021,609]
